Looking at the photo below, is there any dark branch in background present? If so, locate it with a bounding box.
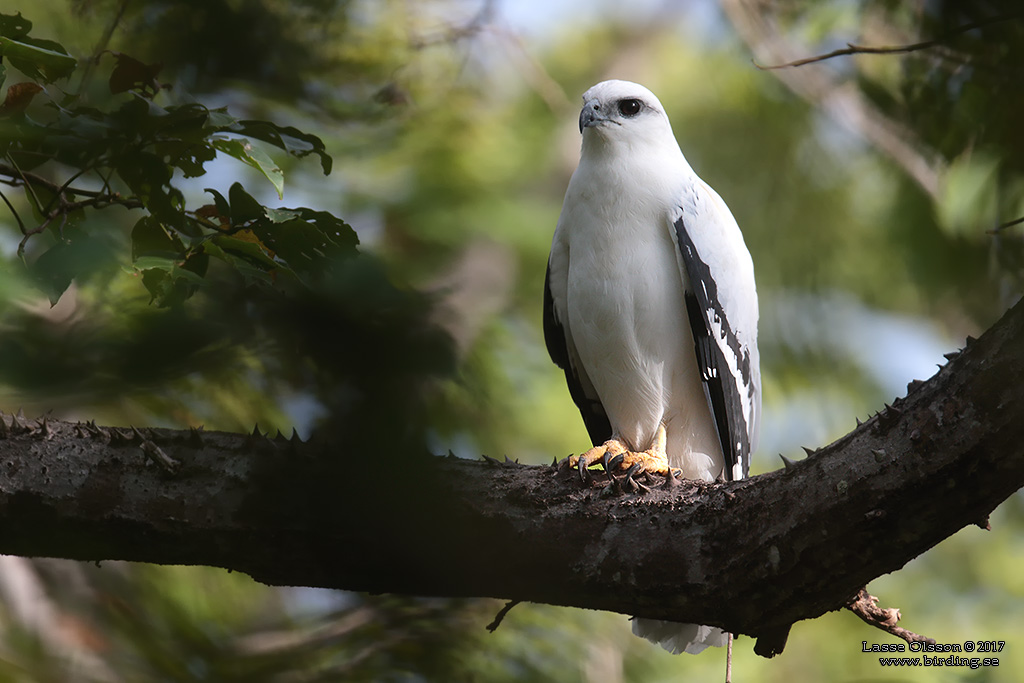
[0,300,1021,657]
[754,12,1024,70]
[720,0,944,198]
[989,216,1024,234]
[78,0,134,92]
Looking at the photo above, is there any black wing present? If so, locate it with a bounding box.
[543,263,612,446]
[674,216,751,480]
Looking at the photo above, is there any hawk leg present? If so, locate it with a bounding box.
[568,424,678,478]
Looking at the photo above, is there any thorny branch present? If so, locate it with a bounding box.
[0,298,1021,657]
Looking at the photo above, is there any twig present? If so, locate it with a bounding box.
[78,0,133,94]
[845,588,935,645]
[485,599,520,632]
[17,213,56,258]
[988,216,1024,234]
[725,633,733,683]
[0,189,26,234]
[756,12,1024,70]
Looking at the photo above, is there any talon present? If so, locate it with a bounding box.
[577,455,589,481]
[607,452,625,472]
[623,462,645,493]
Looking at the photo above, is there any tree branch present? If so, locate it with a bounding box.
[0,300,1022,656]
[754,12,1024,70]
[845,588,935,646]
[720,0,946,198]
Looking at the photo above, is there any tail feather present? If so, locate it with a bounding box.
[631,618,728,655]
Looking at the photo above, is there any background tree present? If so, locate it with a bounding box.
[0,1,1021,681]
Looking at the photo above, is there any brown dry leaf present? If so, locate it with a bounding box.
[0,83,44,115]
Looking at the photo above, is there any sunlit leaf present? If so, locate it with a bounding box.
[211,137,284,198]
[230,119,332,174]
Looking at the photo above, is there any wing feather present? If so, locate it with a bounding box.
[672,185,759,480]
[543,263,612,446]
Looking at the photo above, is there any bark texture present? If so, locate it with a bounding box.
[0,300,1021,653]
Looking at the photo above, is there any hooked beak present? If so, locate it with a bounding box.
[579,98,602,133]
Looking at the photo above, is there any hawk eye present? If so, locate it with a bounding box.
[618,98,642,117]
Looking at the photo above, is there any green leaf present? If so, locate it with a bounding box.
[108,52,162,96]
[227,182,264,224]
[0,36,76,83]
[0,13,31,40]
[209,235,279,269]
[29,233,114,304]
[265,207,301,223]
[133,255,185,272]
[115,150,179,222]
[204,188,231,218]
[133,254,208,306]
[131,216,184,261]
[206,107,238,129]
[211,137,284,198]
[251,207,358,279]
[202,236,279,285]
[230,119,333,175]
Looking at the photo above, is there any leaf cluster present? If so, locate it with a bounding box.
[0,12,453,436]
[1,13,343,307]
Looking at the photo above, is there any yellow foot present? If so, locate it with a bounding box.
[567,426,678,478]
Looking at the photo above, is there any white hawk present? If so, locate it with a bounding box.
[544,80,761,655]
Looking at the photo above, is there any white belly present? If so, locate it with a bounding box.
[564,215,724,480]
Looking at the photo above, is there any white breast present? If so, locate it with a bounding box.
[556,164,725,480]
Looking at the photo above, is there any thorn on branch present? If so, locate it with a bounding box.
[845,587,935,646]
[133,426,181,474]
[35,415,56,440]
[9,410,31,435]
[485,599,521,633]
[662,467,680,489]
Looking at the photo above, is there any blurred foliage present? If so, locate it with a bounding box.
[0,0,1021,681]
